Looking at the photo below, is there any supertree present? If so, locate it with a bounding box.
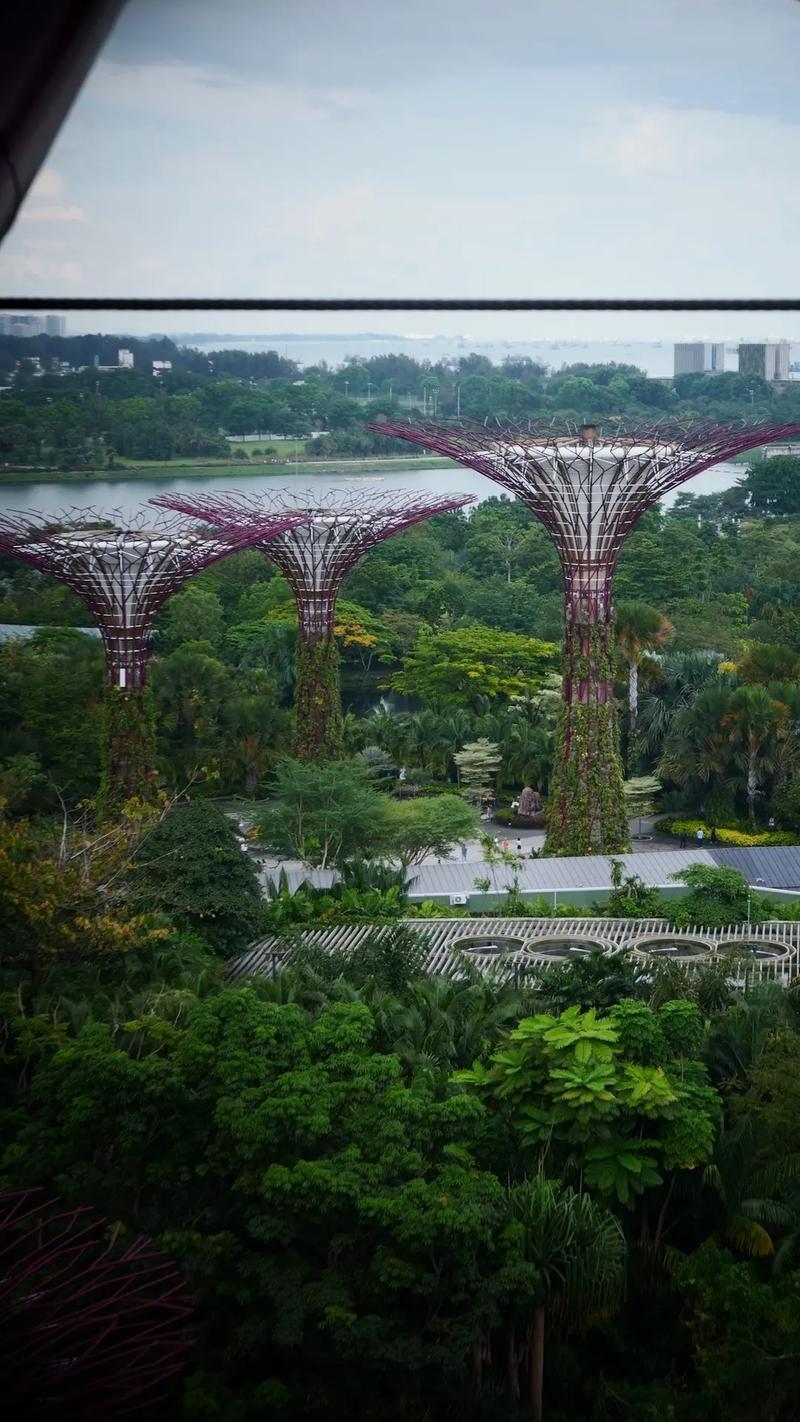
[0,1188,192,1420]
[368,418,800,854]
[151,488,475,760]
[0,506,307,816]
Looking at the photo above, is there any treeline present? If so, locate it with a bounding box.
[2,336,800,467]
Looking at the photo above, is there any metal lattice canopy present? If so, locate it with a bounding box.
[150,487,476,637]
[0,506,307,687]
[368,418,800,620]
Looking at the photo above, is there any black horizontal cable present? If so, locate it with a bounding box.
[1,297,800,312]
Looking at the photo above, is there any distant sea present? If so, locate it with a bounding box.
[187,335,783,377]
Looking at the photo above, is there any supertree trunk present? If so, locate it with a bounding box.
[293,634,345,761]
[96,685,157,821]
[546,572,628,855]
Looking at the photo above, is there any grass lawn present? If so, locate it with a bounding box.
[0,455,458,484]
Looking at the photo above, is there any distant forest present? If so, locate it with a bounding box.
[1,333,799,467]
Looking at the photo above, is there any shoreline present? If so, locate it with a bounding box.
[0,455,457,486]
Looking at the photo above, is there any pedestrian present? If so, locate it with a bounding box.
[460,841,468,862]
[768,816,776,831]
[679,831,687,849]
[695,827,705,844]
[710,827,718,844]
[503,838,510,852]
[515,838,523,856]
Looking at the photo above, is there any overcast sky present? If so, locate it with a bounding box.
[1,0,799,340]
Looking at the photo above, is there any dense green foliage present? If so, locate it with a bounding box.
[5,824,800,1419]
[3,337,800,469]
[131,801,266,955]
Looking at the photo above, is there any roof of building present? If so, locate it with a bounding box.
[708,845,800,889]
[264,845,800,899]
[229,915,800,985]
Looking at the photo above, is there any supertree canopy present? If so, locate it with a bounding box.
[151,488,475,760]
[368,418,800,854]
[0,506,306,815]
[0,1188,192,1420]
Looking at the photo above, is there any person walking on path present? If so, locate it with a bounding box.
[710,827,718,844]
[679,831,687,849]
[695,828,705,844]
[460,842,468,862]
[515,838,524,857]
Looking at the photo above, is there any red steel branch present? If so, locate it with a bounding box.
[0,507,308,688]
[150,488,475,638]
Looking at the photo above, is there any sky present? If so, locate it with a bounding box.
[1,0,800,342]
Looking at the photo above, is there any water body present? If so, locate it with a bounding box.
[196,336,725,378]
[0,461,744,520]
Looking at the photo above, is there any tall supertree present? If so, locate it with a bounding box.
[0,507,306,816]
[368,418,800,854]
[0,1188,192,1420]
[151,489,475,760]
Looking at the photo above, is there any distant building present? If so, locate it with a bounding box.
[0,313,42,337]
[152,360,172,376]
[118,349,134,369]
[673,343,725,376]
[0,313,65,337]
[738,342,790,382]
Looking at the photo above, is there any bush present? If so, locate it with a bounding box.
[660,817,796,848]
[132,801,266,955]
[415,781,464,796]
[493,808,547,828]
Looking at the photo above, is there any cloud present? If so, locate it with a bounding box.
[0,252,83,284]
[28,168,65,198]
[87,58,373,127]
[586,110,724,176]
[20,205,87,223]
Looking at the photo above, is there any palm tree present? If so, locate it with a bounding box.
[506,1178,626,1418]
[658,684,736,808]
[615,601,674,732]
[637,651,724,761]
[723,684,791,826]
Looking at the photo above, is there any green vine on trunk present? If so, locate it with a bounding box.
[293,635,345,762]
[96,685,157,823]
[545,617,629,856]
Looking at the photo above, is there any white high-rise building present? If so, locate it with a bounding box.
[738,343,791,382]
[118,349,134,368]
[673,343,725,376]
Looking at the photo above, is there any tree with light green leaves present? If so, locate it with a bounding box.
[389,624,558,708]
[455,999,720,1218]
[454,738,502,807]
[258,756,394,869]
[386,794,480,867]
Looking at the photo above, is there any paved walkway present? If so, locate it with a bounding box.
[249,815,676,876]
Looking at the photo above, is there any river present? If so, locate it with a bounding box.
[0,461,745,519]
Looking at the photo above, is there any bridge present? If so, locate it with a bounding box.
[229,916,800,986]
